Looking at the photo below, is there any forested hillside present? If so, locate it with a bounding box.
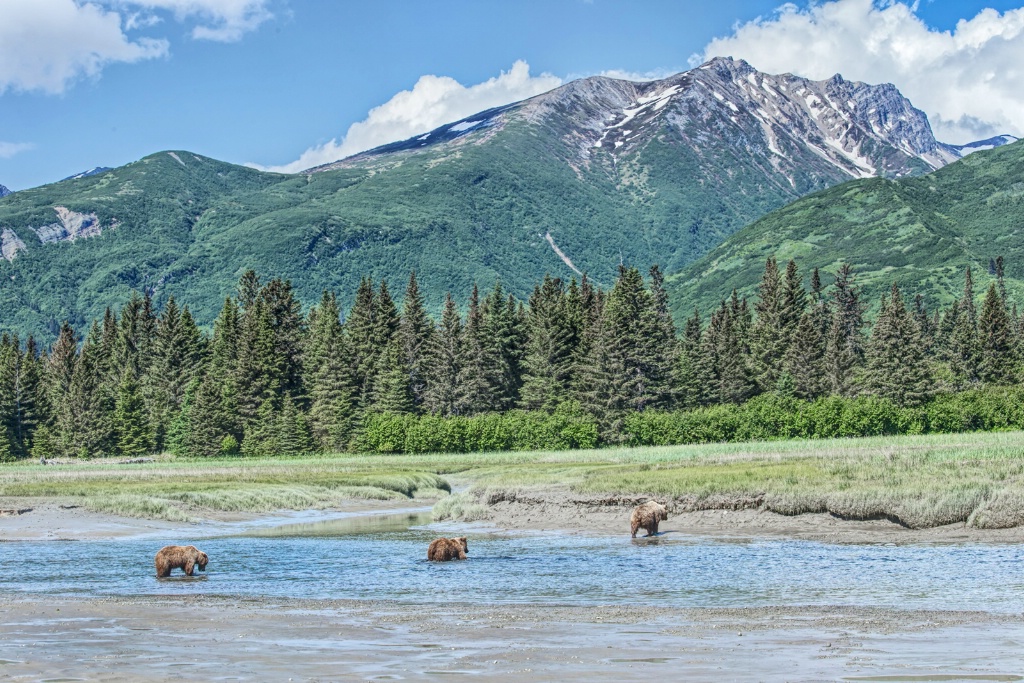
[2,255,1021,460]
[668,139,1024,318]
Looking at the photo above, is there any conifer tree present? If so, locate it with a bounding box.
[63,324,115,457]
[865,283,933,406]
[346,277,379,407]
[114,370,151,457]
[234,297,281,428]
[241,399,279,457]
[780,259,807,346]
[784,311,827,399]
[750,257,786,391]
[949,267,980,386]
[575,298,630,442]
[824,263,866,396]
[259,277,306,400]
[676,309,712,408]
[146,297,206,448]
[424,293,464,416]
[479,283,525,412]
[519,276,574,411]
[456,284,490,415]
[305,291,355,450]
[398,272,434,411]
[373,335,416,414]
[276,394,313,455]
[0,337,17,461]
[704,299,756,404]
[978,282,1017,384]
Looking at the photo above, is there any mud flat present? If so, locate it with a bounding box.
[1,596,1022,681]
[464,487,1024,544]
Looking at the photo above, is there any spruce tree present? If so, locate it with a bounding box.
[346,277,379,407]
[276,394,313,455]
[398,272,435,411]
[372,337,416,414]
[519,276,574,411]
[423,293,464,416]
[865,283,933,406]
[750,257,786,391]
[456,284,490,415]
[704,299,756,404]
[114,370,151,457]
[949,267,980,387]
[305,291,355,451]
[978,282,1017,384]
[824,263,866,396]
[676,309,712,408]
[259,277,306,400]
[784,311,826,399]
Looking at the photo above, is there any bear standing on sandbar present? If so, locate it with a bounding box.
[154,545,209,577]
[427,537,468,561]
[630,501,668,538]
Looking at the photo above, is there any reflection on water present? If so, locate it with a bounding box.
[2,512,1023,612]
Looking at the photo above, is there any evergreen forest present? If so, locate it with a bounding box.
[2,257,1024,461]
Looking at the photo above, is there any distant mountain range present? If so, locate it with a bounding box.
[0,57,1018,339]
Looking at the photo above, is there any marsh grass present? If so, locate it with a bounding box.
[3,431,1023,527]
[432,492,490,522]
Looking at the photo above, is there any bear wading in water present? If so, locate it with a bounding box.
[427,537,468,561]
[154,545,209,577]
[630,501,668,538]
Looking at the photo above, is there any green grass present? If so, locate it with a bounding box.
[3,431,1023,528]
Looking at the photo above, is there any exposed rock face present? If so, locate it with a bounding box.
[32,206,104,244]
[1,228,26,261]
[324,57,987,184]
[0,184,11,198]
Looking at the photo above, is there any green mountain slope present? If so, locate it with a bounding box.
[0,59,984,339]
[667,139,1024,318]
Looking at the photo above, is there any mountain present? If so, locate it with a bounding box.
[61,167,113,182]
[945,134,1018,157]
[666,138,1024,318]
[0,184,11,198]
[0,58,1001,338]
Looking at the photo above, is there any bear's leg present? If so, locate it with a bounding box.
[184,560,195,576]
[652,520,659,535]
[457,549,466,560]
[631,521,639,538]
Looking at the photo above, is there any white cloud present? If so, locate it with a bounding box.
[0,142,34,159]
[694,0,1024,143]
[260,60,563,173]
[0,0,169,95]
[0,0,272,95]
[111,0,274,42]
[596,68,682,82]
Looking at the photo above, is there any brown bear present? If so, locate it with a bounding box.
[427,537,468,561]
[154,545,209,577]
[630,500,668,538]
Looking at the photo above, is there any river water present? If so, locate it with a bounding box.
[2,511,1023,612]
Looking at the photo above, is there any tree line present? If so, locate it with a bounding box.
[0,257,1021,460]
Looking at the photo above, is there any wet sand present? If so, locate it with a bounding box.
[1,596,1022,681]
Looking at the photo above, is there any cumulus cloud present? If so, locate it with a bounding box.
[596,67,683,82]
[0,0,169,95]
[694,0,1024,143]
[110,0,274,42]
[0,0,272,95]
[0,142,34,159]
[260,60,563,173]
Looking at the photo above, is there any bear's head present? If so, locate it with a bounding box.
[195,549,209,571]
[457,537,468,553]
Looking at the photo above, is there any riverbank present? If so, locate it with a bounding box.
[3,430,1024,540]
[2,595,1022,681]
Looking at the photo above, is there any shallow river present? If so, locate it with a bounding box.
[3,511,1023,612]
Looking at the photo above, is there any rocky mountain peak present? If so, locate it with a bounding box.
[0,184,11,198]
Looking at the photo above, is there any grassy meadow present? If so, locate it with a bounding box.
[2,430,1023,528]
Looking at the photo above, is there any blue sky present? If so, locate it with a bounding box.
[2,0,1023,190]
